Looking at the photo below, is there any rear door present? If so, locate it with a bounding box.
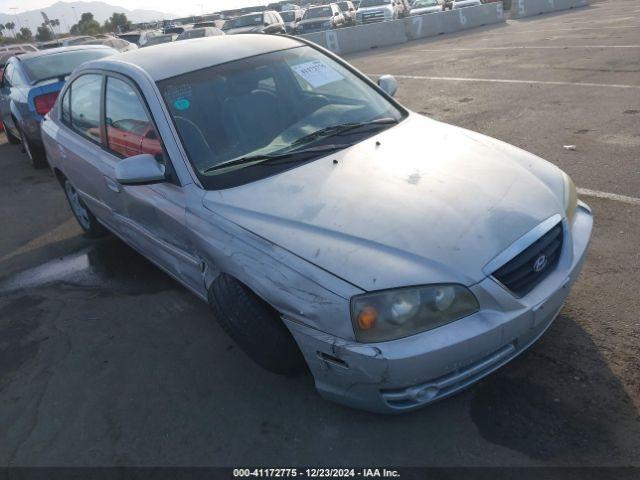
[56,72,122,226]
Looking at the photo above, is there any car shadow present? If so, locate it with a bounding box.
[0,237,637,466]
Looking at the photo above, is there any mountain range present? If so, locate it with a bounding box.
[0,1,175,33]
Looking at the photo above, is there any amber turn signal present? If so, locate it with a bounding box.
[357,306,378,330]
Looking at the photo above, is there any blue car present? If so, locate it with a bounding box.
[0,45,116,168]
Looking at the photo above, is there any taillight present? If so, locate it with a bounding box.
[34,91,59,116]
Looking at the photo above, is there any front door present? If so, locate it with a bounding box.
[101,74,203,294]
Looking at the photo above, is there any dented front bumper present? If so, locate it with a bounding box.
[284,203,593,413]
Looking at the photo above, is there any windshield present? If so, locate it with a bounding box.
[179,29,206,39]
[303,6,333,19]
[280,11,296,21]
[164,26,185,34]
[157,45,404,189]
[359,0,392,6]
[66,37,94,45]
[119,34,141,44]
[223,14,263,29]
[338,2,350,10]
[146,35,173,45]
[413,0,439,5]
[22,49,115,83]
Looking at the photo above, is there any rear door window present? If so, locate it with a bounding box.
[67,74,102,143]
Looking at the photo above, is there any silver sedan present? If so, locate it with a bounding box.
[41,35,593,413]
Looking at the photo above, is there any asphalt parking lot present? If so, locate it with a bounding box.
[1,0,639,467]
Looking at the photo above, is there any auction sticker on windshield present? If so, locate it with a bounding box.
[291,60,344,88]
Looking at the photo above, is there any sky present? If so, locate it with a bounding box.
[0,0,268,17]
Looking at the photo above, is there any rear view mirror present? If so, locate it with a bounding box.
[378,74,398,97]
[115,154,165,185]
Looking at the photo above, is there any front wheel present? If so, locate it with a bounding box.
[208,274,306,376]
[63,178,109,238]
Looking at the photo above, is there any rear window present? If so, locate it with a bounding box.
[303,7,332,19]
[21,49,115,83]
[222,14,263,29]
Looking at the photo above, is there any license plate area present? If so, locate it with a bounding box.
[532,278,570,327]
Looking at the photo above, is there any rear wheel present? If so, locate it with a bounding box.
[63,178,109,238]
[18,126,47,169]
[208,274,306,375]
[5,124,20,145]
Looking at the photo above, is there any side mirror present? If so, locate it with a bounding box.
[378,74,398,97]
[115,154,165,185]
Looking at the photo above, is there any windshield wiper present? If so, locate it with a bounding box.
[202,143,351,174]
[289,117,398,148]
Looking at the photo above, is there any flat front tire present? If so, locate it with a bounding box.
[63,178,108,238]
[208,274,306,376]
[18,127,47,169]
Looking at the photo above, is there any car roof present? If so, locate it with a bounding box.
[14,45,115,62]
[87,34,304,82]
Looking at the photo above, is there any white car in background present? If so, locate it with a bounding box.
[117,30,162,47]
[82,36,138,52]
[452,0,482,7]
[356,0,408,24]
[410,0,446,14]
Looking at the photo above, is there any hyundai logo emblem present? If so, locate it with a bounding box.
[533,254,548,273]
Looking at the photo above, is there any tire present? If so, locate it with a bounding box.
[208,274,306,376]
[18,126,47,169]
[62,178,109,238]
[5,125,20,145]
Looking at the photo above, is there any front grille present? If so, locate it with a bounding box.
[492,222,563,297]
[361,12,385,23]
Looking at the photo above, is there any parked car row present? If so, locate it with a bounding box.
[0,45,117,167]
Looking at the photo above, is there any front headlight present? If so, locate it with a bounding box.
[351,285,479,342]
[563,172,578,224]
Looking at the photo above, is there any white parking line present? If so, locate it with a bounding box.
[577,188,640,206]
[480,25,639,34]
[376,74,640,90]
[417,45,640,51]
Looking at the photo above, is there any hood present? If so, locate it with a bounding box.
[297,17,332,27]
[202,114,564,292]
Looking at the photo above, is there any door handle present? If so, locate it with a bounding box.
[105,176,121,193]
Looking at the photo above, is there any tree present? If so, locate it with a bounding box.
[0,24,5,38]
[36,23,54,42]
[16,27,33,42]
[50,19,61,34]
[70,12,102,36]
[5,22,15,38]
[103,12,131,33]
